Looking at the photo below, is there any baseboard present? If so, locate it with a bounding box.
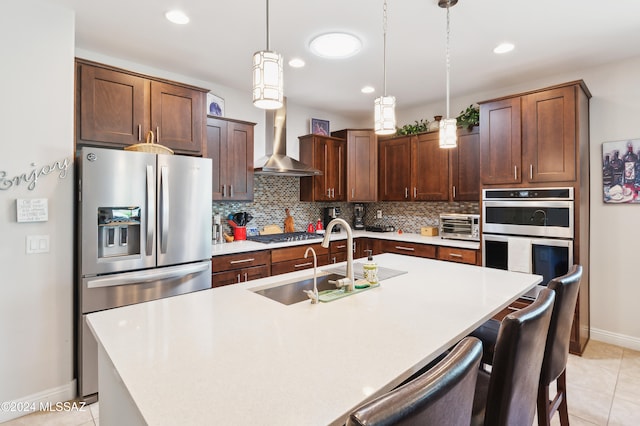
[0,380,77,423]
[590,327,640,351]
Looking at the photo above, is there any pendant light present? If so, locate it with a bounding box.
[439,0,458,148]
[374,0,396,135]
[253,0,283,110]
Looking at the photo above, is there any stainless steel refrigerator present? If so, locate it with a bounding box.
[76,147,212,402]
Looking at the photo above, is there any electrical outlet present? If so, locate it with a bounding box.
[376,210,383,219]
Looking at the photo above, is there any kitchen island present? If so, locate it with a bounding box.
[87,253,540,426]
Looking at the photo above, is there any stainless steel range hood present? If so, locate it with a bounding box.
[254,98,322,177]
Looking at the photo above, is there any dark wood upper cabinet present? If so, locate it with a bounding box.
[378,136,412,201]
[204,116,255,201]
[332,129,378,202]
[76,60,206,155]
[479,97,522,185]
[412,131,449,201]
[450,127,480,201]
[150,81,204,154]
[299,134,346,202]
[522,86,577,183]
[480,82,585,186]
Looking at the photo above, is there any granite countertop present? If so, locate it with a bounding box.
[211,230,480,256]
[87,253,540,426]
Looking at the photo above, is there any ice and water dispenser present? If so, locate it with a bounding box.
[97,207,141,258]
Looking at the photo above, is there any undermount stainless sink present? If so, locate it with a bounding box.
[252,273,344,305]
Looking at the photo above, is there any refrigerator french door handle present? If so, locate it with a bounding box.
[86,262,210,289]
[146,165,154,255]
[160,165,169,253]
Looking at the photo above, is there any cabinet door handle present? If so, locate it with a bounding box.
[229,258,255,265]
[244,272,248,282]
[138,124,142,141]
[351,188,355,198]
[529,164,533,180]
[156,126,160,142]
[414,187,417,198]
[395,246,415,252]
[222,185,227,197]
[327,188,331,197]
[514,165,518,180]
[332,188,335,198]
[336,244,346,249]
[332,257,336,264]
[452,186,456,198]
[230,185,234,197]
[236,274,241,283]
[405,187,409,198]
[294,262,313,268]
[352,242,356,253]
[449,253,463,258]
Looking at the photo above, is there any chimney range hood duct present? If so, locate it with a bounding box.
[254,98,323,177]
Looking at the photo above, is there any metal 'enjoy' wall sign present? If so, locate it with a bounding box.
[0,158,70,191]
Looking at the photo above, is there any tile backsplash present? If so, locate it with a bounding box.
[212,175,479,235]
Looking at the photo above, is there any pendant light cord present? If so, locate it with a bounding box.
[266,0,270,51]
[445,2,451,119]
[383,0,388,97]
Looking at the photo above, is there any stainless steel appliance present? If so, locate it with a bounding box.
[323,207,341,233]
[482,187,573,300]
[353,203,365,230]
[439,213,480,241]
[76,147,212,402]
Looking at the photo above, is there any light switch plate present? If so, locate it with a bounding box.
[26,235,49,254]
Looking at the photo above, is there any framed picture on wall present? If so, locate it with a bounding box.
[207,93,225,117]
[602,138,640,203]
[310,118,330,135]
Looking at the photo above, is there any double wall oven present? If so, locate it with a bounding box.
[482,187,574,300]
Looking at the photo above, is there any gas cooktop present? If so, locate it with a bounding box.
[246,232,324,244]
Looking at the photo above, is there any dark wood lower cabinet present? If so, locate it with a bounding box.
[211,251,270,288]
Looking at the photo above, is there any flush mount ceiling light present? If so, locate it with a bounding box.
[309,33,362,59]
[438,0,458,149]
[361,86,375,94]
[374,0,396,135]
[253,0,284,109]
[494,42,515,54]
[165,10,190,25]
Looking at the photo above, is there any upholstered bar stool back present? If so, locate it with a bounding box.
[345,337,483,426]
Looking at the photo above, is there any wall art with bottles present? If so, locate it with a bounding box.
[602,138,640,203]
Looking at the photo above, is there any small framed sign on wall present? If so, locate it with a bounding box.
[602,138,640,203]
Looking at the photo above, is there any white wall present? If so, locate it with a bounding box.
[397,56,640,350]
[0,0,75,421]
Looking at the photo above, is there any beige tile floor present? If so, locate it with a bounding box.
[3,340,639,425]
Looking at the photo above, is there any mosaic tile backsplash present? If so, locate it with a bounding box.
[212,175,479,236]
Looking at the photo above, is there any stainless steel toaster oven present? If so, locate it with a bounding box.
[439,213,480,241]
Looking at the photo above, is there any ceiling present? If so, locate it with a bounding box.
[43,0,640,121]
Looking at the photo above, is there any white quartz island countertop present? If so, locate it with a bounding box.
[87,254,540,426]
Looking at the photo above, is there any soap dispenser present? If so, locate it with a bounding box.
[363,249,378,285]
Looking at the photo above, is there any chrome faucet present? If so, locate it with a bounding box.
[303,247,319,304]
[322,218,355,292]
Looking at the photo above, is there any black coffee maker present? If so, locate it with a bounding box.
[323,207,341,233]
[353,203,365,230]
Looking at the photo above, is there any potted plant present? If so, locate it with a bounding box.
[456,104,480,129]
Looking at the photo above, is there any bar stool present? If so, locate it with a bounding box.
[471,288,555,426]
[345,336,483,426]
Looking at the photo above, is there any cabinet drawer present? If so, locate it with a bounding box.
[212,265,270,288]
[271,255,330,276]
[493,298,531,322]
[329,252,348,264]
[329,240,349,253]
[270,243,328,263]
[211,250,270,273]
[380,241,436,258]
[437,247,477,265]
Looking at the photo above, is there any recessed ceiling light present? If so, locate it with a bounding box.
[309,33,362,59]
[288,58,306,68]
[361,86,375,94]
[165,10,190,25]
[493,42,515,54]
